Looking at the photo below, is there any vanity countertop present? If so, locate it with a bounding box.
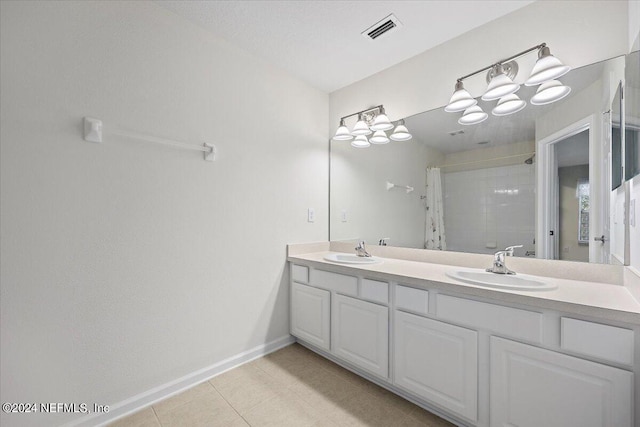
[288,250,640,325]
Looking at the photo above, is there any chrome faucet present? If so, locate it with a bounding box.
[355,241,371,257]
[486,245,522,275]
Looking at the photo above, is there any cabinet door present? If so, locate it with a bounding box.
[490,336,633,427]
[394,311,478,421]
[332,294,388,379]
[290,282,330,350]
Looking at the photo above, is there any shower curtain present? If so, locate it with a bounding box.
[425,167,446,250]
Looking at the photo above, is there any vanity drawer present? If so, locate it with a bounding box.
[395,285,429,315]
[561,317,634,365]
[360,279,389,304]
[436,294,543,344]
[310,269,358,296]
[291,264,309,284]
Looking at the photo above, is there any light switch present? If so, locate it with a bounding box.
[631,199,636,227]
[307,208,315,223]
[341,210,347,222]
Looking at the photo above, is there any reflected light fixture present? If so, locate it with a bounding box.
[492,94,526,116]
[530,80,571,105]
[443,43,571,125]
[390,120,413,141]
[370,130,390,144]
[525,46,571,86]
[351,135,371,148]
[332,105,412,147]
[445,81,477,112]
[458,105,488,125]
[482,63,520,101]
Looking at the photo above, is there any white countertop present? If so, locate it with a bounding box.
[288,251,640,325]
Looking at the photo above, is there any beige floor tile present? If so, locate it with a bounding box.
[241,390,324,427]
[407,406,457,427]
[290,369,362,414]
[252,345,326,388]
[210,361,286,412]
[111,344,454,427]
[107,407,159,427]
[152,381,216,415]
[154,390,245,427]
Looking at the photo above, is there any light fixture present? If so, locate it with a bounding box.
[482,63,520,101]
[332,119,354,141]
[352,115,372,136]
[492,94,526,116]
[332,105,411,148]
[370,107,394,131]
[445,81,477,112]
[443,43,571,126]
[370,130,390,144]
[525,46,571,86]
[458,105,488,125]
[530,80,571,105]
[389,120,412,141]
[351,135,370,148]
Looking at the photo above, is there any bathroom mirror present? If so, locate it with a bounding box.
[330,54,632,264]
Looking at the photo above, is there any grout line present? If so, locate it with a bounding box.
[150,406,162,426]
[210,381,254,426]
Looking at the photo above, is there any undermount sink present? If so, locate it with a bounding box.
[446,268,557,291]
[323,253,383,265]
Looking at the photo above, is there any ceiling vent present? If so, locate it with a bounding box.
[361,14,402,41]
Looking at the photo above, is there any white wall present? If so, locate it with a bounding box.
[0,2,328,426]
[630,0,640,52]
[330,139,443,248]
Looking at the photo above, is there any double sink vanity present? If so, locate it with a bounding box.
[287,242,640,427]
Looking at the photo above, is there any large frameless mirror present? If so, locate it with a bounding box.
[330,54,634,264]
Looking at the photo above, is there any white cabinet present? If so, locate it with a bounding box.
[290,282,330,351]
[490,336,633,427]
[332,294,389,379]
[394,310,478,421]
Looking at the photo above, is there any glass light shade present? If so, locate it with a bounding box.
[332,125,354,141]
[525,47,571,86]
[370,113,394,131]
[352,119,372,136]
[370,130,390,144]
[530,80,571,105]
[351,135,370,148]
[389,124,412,141]
[482,73,520,101]
[458,105,488,125]
[445,81,477,112]
[492,94,527,116]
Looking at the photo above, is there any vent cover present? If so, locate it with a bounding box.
[362,14,402,41]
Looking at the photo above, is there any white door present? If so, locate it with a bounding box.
[332,294,388,379]
[394,311,478,422]
[490,336,633,427]
[290,282,330,350]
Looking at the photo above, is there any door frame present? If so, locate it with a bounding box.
[536,115,599,261]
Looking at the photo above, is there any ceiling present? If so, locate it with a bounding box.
[155,0,535,93]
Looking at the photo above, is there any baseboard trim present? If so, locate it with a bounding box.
[66,335,295,427]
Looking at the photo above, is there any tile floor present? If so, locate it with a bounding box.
[109,343,455,427]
